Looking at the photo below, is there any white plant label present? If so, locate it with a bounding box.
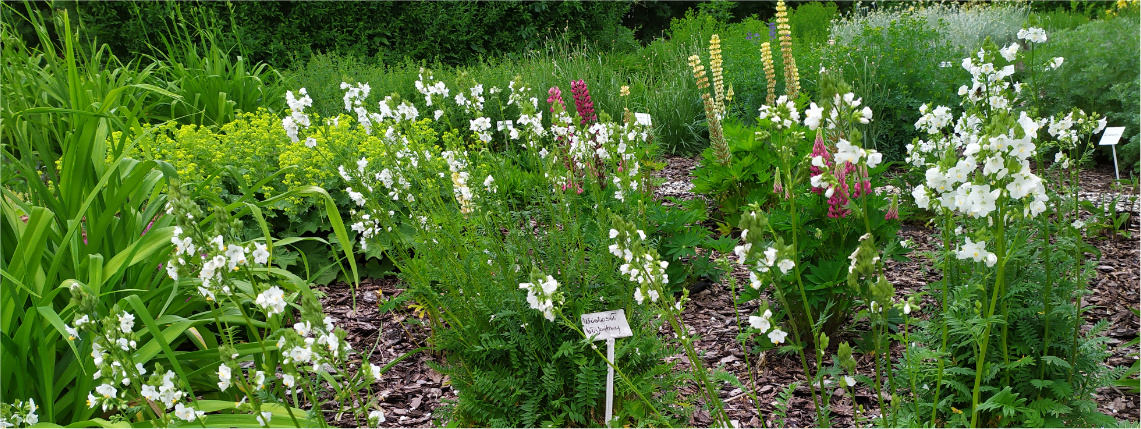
[1099,127,1125,146]
[581,310,632,341]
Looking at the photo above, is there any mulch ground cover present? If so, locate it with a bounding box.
[316,156,1140,427]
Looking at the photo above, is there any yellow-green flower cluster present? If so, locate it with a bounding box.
[688,35,732,166]
[708,34,727,117]
[775,0,800,99]
[111,109,407,216]
[760,41,777,106]
[688,55,709,90]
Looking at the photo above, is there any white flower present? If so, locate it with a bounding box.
[834,139,865,166]
[762,247,779,267]
[748,315,771,332]
[118,313,135,334]
[484,175,497,193]
[1072,219,1086,229]
[252,242,270,265]
[957,238,995,266]
[305,137,317,148]
[253,371,266,390]
[768,328,788,344]
[866,151,883,169]
[225,244,249,270]
[282,373,295,387]
[903,301,912,315]
[217,364,232,391]
[294,321,313,337]
[256,411,273,427]
[255,286,287,316]
[369,409,386,426]
[141,384,158,400]
[999,43,1019,61]
[1018,27,1047,43]
[1049,57,1064,70]
[348,187,366,207]
[95,383,117,399]
[288,346,313,364]
[841,375,857,388]
[777,259,795,274]
[174,403,203,422]
[912,185,931,209]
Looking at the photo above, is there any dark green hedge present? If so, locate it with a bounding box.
[73,0,636,69]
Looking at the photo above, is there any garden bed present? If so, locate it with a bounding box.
[319,156,1140,428]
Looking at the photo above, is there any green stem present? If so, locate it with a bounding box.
[783,163,827,427]
[1068,163,1084,382]
[930,210,954,426]
[1038,154,1055,382]
[872,319,889,428]
[970,206,1007,427]
[728,271,767,428]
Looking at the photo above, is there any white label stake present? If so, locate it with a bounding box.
[581,310,632,427]
[606,337,615,427]
[1099,127,1125,180]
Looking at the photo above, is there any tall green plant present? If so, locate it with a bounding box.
[148,3,286,127]
[1,5,179,423]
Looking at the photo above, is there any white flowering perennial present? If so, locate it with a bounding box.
[757,95,801,130]
[276,314,358,387]
[545,109,652,200]
[733,211,800,293]
[519,272,561,322]
[1016,27,1047,44]
[802,92,874,131]
[283,88,314,146]
[442,151,476,214]
[607,225,669,305]
[0,398,38,428]
[165,227,276,303]
[747,309,789,345]
[909,41,1054,221]
[414,69,450,108]
[60,296,203,423]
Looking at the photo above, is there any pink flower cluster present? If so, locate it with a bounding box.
[547,87,566,114]
[571,79,597,125]
[809,133,871,219]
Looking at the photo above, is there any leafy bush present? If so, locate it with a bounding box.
[1036,15,1141,172]
[789,1,838,46]
[822,10,966,162]
[70,1,637,70]
[1,11,180,422]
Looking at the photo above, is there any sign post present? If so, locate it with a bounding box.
[581,309,633,427]
[1099,127,1125,180]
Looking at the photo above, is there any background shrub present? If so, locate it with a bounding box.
[1037,14,1141,172]
[71,0,637,70]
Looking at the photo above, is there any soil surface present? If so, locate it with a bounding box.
[316,156,1140,428]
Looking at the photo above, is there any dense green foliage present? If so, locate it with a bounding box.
[71,0,636,70]
[1037,15,1141,171]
